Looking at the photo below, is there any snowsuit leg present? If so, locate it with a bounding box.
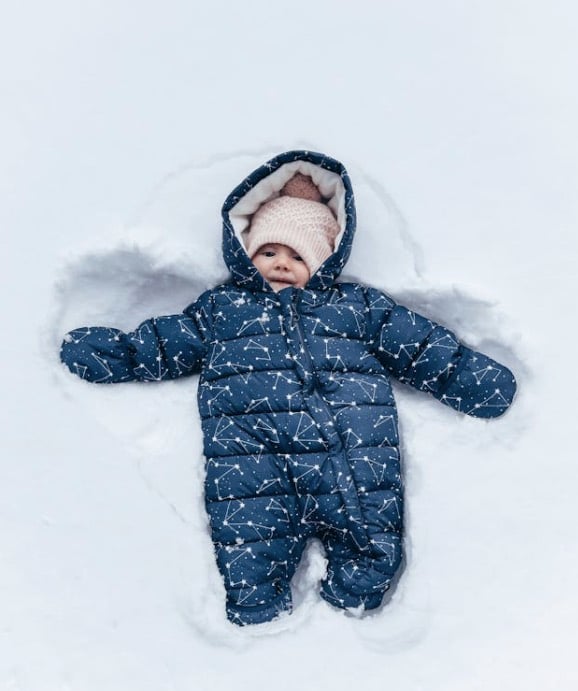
[204,454,309,626]
[320,487,404,611]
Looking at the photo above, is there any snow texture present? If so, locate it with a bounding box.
[1,1,577,689]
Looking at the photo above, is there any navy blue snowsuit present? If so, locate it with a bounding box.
[60,150,517,625]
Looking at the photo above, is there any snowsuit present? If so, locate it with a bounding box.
[60,150,517,625]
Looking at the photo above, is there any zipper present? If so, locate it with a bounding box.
[288,289,370,550]
[290,292,316,394]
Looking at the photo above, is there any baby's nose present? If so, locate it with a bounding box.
[275,255,289,269]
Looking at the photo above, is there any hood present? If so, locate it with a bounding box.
[221,150,356,292]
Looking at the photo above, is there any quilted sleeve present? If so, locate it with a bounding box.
[60,292,212,384]
[364,288,517,418]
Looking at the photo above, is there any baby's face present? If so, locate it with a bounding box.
[251,243,310,292]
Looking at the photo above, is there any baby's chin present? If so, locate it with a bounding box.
[269,279,299,292]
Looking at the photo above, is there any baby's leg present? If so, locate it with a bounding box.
[207,493,306,626]
[320,488,404,612]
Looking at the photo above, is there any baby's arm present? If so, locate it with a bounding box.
[60,293,212,384]
[364,288,516,418]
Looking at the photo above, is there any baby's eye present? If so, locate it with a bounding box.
[262,250,276,257]
[294,255,304,262]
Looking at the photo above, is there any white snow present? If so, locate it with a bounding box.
[2,1,578,689]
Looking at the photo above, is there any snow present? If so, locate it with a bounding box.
[2,1,578,689]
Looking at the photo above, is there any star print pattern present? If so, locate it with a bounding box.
[60,150,517,626]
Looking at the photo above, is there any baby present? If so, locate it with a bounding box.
[60,150,516,626]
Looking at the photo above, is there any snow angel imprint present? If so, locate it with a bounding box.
[60,150,517,625]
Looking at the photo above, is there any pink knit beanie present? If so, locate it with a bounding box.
[246,174,340,276]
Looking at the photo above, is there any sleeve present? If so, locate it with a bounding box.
[364,288,517,418]
[60,292,212,384]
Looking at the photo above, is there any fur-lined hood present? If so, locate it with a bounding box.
[221,150,356,292]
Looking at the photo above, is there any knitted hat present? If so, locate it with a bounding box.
[245,174,340,276]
